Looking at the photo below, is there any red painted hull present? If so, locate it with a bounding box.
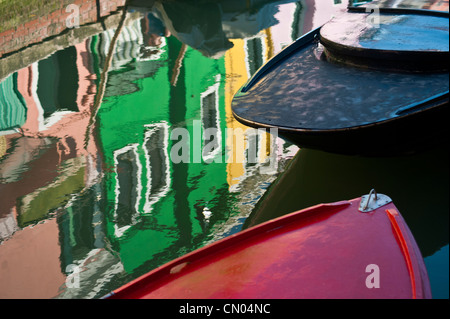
[107,196,431,299]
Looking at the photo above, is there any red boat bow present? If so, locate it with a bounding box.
[106,192,431,299]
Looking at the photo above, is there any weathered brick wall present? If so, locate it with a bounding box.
[0,0,127,58]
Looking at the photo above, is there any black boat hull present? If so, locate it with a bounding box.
[231,9,449,156]
[268,100,449,156]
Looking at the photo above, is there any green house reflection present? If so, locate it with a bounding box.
[1,1,312,298]
[94,25,234,275]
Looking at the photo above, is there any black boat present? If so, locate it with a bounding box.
[231,0,449,156]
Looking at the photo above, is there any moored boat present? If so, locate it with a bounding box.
[105,190,431,299]
[231,1,449,156]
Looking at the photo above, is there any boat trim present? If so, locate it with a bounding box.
[395,91,449,116]
[385,208,418,298]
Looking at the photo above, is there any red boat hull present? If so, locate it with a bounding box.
[107,196,431,299]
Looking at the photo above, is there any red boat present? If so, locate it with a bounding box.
[106,190,431,299]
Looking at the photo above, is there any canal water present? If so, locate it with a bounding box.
[0,0,448,299]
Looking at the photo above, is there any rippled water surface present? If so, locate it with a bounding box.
[0,0,448,299]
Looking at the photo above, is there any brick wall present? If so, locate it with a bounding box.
[0,0,127,58]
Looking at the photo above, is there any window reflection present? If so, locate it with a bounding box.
[37,46,79,117]
[113,144,142,237]
[245,37,266,77]
[144,122,171,213]
[201,76,222,162]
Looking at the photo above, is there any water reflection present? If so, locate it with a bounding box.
[3,0,345,298]
[2,0,446,300]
